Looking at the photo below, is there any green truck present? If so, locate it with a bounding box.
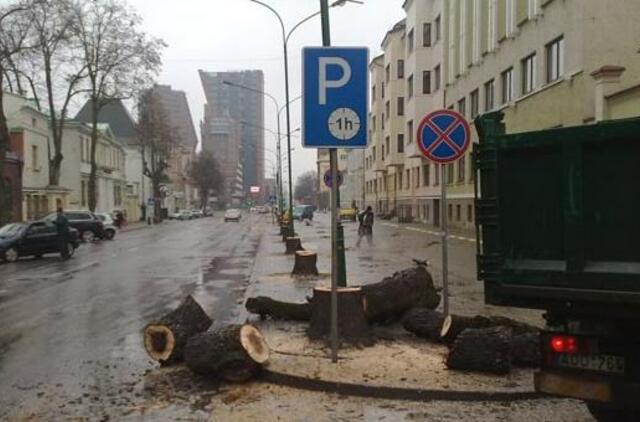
[475,112,640,421]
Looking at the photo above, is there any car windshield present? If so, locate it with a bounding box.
[0,223,26,238]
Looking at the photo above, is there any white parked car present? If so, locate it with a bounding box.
[177,210,193,221]
[95,213,117,240]
[224,209,242,222]
[191,209,204,218]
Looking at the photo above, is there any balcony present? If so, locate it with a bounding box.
[385,150,405,168]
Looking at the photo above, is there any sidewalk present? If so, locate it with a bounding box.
[216,217,591,421]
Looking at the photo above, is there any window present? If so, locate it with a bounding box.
[456,204,461,221]
[382,143,385,160]
[458,155,466,182]
[406,121,413,144]
[405,169,410,189]
[81,181,86,207]
[407,74,414,98]
[385,137,390,155]
[397,134,404,153]
[371,85,376,102]
[423,23,432,46]
[448,204,453,219]
[470,89,479,119]
[501,67,514,104]
[372,146,376,161]
[422,164,430,186]
[31,145,38,170]
[385,64,390,83]
[422,70,431,94]
[397,97,404,116]
[546,36,565,83]
[447,163,454,184]
[408,29,414,52]
[528,0,540,19]
[467,204,473,222]
[434,65,441,91]
[435,15,441,42]
[458,97,466,118]
[521,53,537,94]
[385,100,390,118]
[484,79,495,111]
[381,81,385,99]
[398,172,403,190]
[381,114,385,130]
[31,117,37,127]
[434,164,440,185]
[397,59,404,79]
[415,167,420,188]
[372,115,376,131]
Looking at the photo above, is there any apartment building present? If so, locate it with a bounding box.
[359,0,640,230]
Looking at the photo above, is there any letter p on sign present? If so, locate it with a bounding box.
[318,57,351,105]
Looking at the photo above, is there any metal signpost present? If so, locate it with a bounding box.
[303,7,368,362]
[416,110,470,316]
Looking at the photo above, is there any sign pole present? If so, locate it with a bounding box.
[319,0,339,364]
[441,164,449,316]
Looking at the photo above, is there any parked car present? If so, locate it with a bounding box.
[167,212,181,220]
[203,208,214,217]
[293,205,314,221]
[224,209,242,222]
[191,209,204,218]
[95,213,117,240]
[43,210,105,242]
[0,221,80,262]
[177,210,193,221]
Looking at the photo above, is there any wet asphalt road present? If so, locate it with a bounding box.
[0,214,265,419]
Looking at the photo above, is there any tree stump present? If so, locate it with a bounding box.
[308,287,372,345]
[446,326,512,374]
[245,296,311,321]
[360,266,440,323]
[184,324,270,382]
[440,314,493,345]
[143,295,213,365]
[292,251,318,276]
[511,331,541,367]
[279,224,288,236]
[402,308,445,342]
[285,237,304,254]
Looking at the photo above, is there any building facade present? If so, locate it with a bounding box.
[199,70,265,198]
[3,131,24,223]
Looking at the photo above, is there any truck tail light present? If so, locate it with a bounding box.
[550,335,578,354]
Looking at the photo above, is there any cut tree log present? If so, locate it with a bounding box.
[361,266,440,323]
[308,287,372,345]
[285,237,304,254]
[402,308,445,342]
[511,331,541,367]
[184,324,270,382]
[291,250,318,276]
[245,296,311,321]
[440,314,493,345]
[446,326,512,374]
[143,295,213,365]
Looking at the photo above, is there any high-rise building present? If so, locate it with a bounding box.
[198,70,265,197]
[149,84,198,150]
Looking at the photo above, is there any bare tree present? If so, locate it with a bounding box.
[188,151,222,211]
[73,0,164,211]
[23,0,88,186]
[295,170,318,202]
[0,0,35,225]
[137,89,174,220]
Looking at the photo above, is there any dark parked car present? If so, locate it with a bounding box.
[293,205,314,221]
[43,211,105,242]
[0,221,80,262]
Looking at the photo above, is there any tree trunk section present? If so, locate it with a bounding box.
[143,295,212,365]
[281,225,291,242]
[360,266,440,324]
[245,296,311,321]
[402,308,445,342]
[292,251,318,276]
[184,324,270,382]
[446,326,512,374]
[285,237,303,254]
[511,331,541,367]
[440,314,493,345]
[308,287,372,345]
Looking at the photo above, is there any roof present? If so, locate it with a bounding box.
[74,99,137,143]
[382,19,406,48]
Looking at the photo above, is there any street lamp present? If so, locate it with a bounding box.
[248,0,361,234]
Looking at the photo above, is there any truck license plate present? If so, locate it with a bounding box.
[556,353,625,374]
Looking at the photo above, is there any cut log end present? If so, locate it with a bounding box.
[240,324,270,364]
[144,324,176,362]
[440,314,453,339]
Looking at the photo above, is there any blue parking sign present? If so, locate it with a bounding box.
[302,47,369,149]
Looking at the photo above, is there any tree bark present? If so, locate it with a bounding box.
[360,266,440,324]
[245,296,311,321]
[402,308,445,342]
[511,331,541,367]
[446,326,512,374]
[292,251,318,276]
[143,295,212,365]
[308,287,372,345]
[440,314,493,345]
[285,237,304,254]
[184,324,269,382]
[88,97,99,212]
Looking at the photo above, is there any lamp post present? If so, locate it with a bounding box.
[248,0,358,235]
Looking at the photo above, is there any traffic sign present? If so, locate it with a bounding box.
[416,109,471,163]
[323,169,343,188]
[302,47,369,149]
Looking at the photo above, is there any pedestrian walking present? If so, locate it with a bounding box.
[356,206,374,247]
[54,207,70,260]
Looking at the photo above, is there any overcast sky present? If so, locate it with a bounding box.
[128,0,405,183]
